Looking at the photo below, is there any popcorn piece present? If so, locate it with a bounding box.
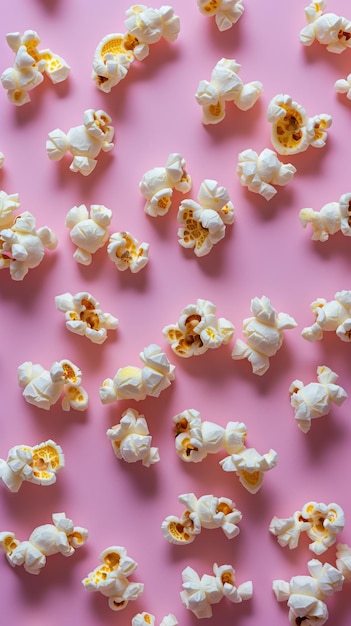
[99,344,175,403]
[0,512,88,574]
[46,109,114,176]
[0,190,20,229]
[336,544,351,582]
[163,298,234,357]
[177,180,235,256]
[132,613,178,626]
[0,439,64,492]
[301,290,351,342]
[107,231,149,273]
[139,153,192,217]
[220,446,278,494]
[195,58,262,124]
[299,192,351,241]
[197,0,244,31]
[124,5,180,46]
[65,204,112,265]
[335,74,351,99]
[300,1,351,53]
[106,408,160,467]
[289,365,348,433]
[232,295,297,375]
[92,33,135,93]
[267,94,332,155]
[18,359,88,411]
[82,546,144,611]
[55,291,118,344]
[236,148,296,201]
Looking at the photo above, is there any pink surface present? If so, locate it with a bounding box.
[1,0,351,624]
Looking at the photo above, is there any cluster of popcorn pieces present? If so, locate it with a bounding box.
[55,291,119,344]
[300,1,351,53]
[140,153,192,217]
[106,407,160,467]
[0,439,64,492]
[196,0,244,32]
[302,290,351,342]
[299,192,351,241]
[132,613,178,626]
[237,148,296,201]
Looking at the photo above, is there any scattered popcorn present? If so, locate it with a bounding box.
[299,192,351,241]
[1,30,70,106]
[195,58,262,124]
[267,93,332,155]
[46,109,114,176]
[99,343,175,403]
[197,0,244,31]
[301,290,351,342]
[18,359,88,411]
[0,512,88,575]
[107,231,149,273]
[82,545,144,611]
[106,407,159,467]
[336,544,351,582]
[0,190,20,229]
[132,613,178,626]
[65,203,112,265]
[220,446,278,494]
[139,153,192,217]
[335,74,351,99]
[232,295,297,375]
[55,291,118,344]
[300,1,351,53]
[0,439,64,492]
[236,148,296,201]
[289,365,348,433]
[163,298,234,357]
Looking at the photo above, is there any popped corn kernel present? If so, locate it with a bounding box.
[173,408,225,463]
[0,439,64,492]
[220,446,278,493]
[0,190,20,229]
[301,290,351,342]
[140,153,192,217]
[197,0,244,31]
[132,612,178,626]
[92,33,135,92]
[55,291,118,344]
[300,1,351,53]
[125,5,180,45]
[106,407,160,466]
[335,73,351,99]
[336,544,351,582]
[300,192,351,241]
[237,148,296,201]
[65,204,112,265]
[107,231,149,273]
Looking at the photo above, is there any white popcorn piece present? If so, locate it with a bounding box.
[299,192,351,241]
[269,510,312,550]
[0,190,20,229]
[289,365,348,433]
[213,563,253,604]
[106,408,160,467]
[236,148,296,201]
[92,33,135,92]
[82,546,144,611]
[301,290,351,342]
[139,153,192,217]
[300,1,351,53]
[232,295,297,375]
[335,73,351,99]
[220,446,278,494]
[197,0,244,31]
[195,58,262,124]
[336,544,351,582]
[0,439,64,492]
[0,512,88,575]
[163,298,234,357]
[267,94,332,155]
[132,613,178,626]
[46,109,114,176]
[65,204,112,265]
[18,359,88,411]
[99,344,175,403]
[55,291,118,344]
[125,5,180,46]
[107,231,149,273]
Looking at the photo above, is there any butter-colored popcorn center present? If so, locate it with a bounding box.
[179,208,210,251]
[275,105,304,151]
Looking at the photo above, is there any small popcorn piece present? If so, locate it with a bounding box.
[106,407,160,467]
[92,33,135,92]
[82,545,144,611]
[195,58,262,124]
[197,0,244,31]
[0,512,88,575]
[139,153,192,217]
[0,439,64,492]
[300,1,351,53]
[232,295,297,375]
[46,109,114,176]
[237,148,296,201]
[107,231,149,273]
[299,192,351,241]
[65,204,112,265]
[289,365,348,433]
[213,563,253,604]
[301,290,351,342]
[132,613,178,626]
[220,446,278,494]
[335,74,351,99]
[163,298,234,357]
[336,544,351,582]
[55,291,118,344]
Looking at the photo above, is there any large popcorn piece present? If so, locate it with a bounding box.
[180,562,252,619]
[301,290,351,342]
[107,231,149,273]
[92,5,180,92]
[99,344,175,403]
[267,94,332,155]
[65,204,112,265]
[161,492,242,545]
[46,109,114,176]
[299,192,351,241]
[132,613,178,626]
[0,439,64,493]
[270,501,345,555]
[289,365,347,433]
[232,295,297,375]
[300,1,351,53]
[273,558,344,626]
[1,30,70,106]
[195,58,262,125]
[163,298,234,357]
[0,512,88,575]
[82,545,144,611]
[18,359,88,411]
[177,180,235,256]
[237,148,296,201]
[55,291,118,344]
[106,407,160,467]
[197,0,244,31]
[139,153,192,217]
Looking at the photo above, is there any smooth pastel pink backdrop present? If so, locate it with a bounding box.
[1,0,351,624]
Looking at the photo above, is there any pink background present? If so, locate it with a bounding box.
[1,0,351,624]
